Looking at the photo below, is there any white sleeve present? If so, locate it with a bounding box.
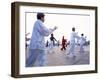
[75,33,80,39]
[38,21,55,36]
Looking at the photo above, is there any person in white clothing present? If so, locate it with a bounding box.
[67,27,79,57]
[26,13,57,67]
[80,33,86,53]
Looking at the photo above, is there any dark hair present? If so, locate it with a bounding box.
[81,33,84,36]
[72,27,75,31]
[51,34,53,36]
[37,13,45,19]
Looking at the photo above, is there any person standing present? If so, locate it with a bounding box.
[26,13,57,67]
[80,33,86,53]
[61,36,67,51]
[50,33,57,46]
[67,27,79,57]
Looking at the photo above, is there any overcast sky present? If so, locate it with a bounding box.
[26,13,90,43]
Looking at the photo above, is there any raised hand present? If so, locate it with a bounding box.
[54,26,58,30]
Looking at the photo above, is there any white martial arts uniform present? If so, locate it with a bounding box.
[80,36,86,53]
[26,20,56,67]
[68,31,79,55]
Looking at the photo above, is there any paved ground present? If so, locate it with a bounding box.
[26,45,90,67]
[45,45,89,66]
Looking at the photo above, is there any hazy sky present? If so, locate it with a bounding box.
[26,12,90,43]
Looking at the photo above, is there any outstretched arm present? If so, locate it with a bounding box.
[53,37,57,42]
[37,21,57,36]
[75,32,80,40]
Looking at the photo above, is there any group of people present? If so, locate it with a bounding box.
[46,29,86,55]
[26,13,87,67]
[67,27,86,57]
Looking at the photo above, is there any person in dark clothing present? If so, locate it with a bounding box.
[61,36,67,51]
[50,33,57,46]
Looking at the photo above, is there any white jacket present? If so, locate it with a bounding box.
[70,31,79,44]
[29,20,55,50]
[80,36,86,45]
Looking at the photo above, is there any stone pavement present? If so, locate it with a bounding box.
[26,45,90,67]
[44,45,89,66]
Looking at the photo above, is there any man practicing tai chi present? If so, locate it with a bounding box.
[26,13,57,67]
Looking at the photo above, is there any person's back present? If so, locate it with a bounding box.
[29,20,45,50]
